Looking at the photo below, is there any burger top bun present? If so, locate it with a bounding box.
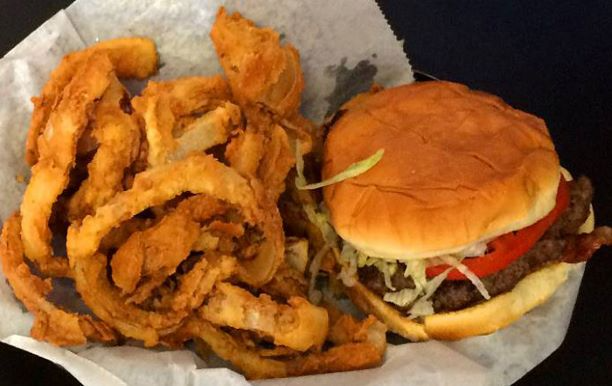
[323,81,561,260]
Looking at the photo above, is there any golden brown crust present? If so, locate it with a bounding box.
[323,81,560,259]
[25,37,157,166]
[210,7,304,118]
[21,52,116,278]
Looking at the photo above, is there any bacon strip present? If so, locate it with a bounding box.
[562,226,612,264]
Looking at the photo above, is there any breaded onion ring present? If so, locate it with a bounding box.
[20,52,115,277]
[200,282,328,351]
[75,250,236,346]
[111,195,228,304]
[132,76,239,167]
[212,9,314,201]
[210,8,303,118]
[185,311,386,380]
[67,153,284,288]
[26,37,157,166]
[66,77,141,221]
[0,213,116,346]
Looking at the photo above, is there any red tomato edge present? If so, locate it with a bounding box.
[425,175,570,280]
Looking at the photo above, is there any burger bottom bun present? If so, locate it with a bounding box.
[344,207,594,341]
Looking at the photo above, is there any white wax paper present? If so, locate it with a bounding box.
[0,1,583,385]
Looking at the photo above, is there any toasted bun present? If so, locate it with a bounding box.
[323,81,561,260]
[344,207,594,341]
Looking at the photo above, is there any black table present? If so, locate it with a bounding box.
[1,1,610,385]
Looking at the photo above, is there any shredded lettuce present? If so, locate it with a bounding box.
[407,265,455,318]
[303,204,338,246]
[404,260,427,290]
[382,255,490,319]
[440,255,491,300]
[297,148,384,190]
[382,262,455,318]
[383,288,421,307]
[339,243,398,290]
[380,263,396,291]
[352,251,492,317]
[339,243,399,290]
[408,299,434,318]
[421,266,454,301]
[301,204,335,303]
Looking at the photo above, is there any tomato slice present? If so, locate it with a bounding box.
[425,176,570,280]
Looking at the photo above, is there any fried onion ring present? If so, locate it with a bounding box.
[26,37,157,166]
[0,213,116,346]
[211,8,304,118]
[111,195,228,303]
[200,282,328,351]
[212,9,314,201]
[4,18,390,379]
[186,311,386,380]
[66,77,141,221]
[132,76,239,167]
[74,250,235,346]
[67,153,284,287]
[20,52,115,277]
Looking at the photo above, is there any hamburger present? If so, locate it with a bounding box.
[317,81,611,341]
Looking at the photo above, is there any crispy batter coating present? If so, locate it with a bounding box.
[187,310,386,379]
[20,53,115,277]
[225,121,297,201]
[132,76,238,167]
[90,37,158,79]
[99,217,153,252]
[112,195,228,304]
[111,209,200,296]
[200,282,328,351]
[257,123,296,200]
[0,213,116,346]
[212,8,314,201]
[74,250,235,346]
[26,37,157,166]
[67,153,284,288]
[224,124,266,176]
[211,8,304,118]
[225,108,312,202]
[66,77,141,221]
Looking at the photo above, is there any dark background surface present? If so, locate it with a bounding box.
[0,0,610,385]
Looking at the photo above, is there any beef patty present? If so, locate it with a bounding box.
[357,176,594,313]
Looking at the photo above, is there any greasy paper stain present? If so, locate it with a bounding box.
[324,57,378,117]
